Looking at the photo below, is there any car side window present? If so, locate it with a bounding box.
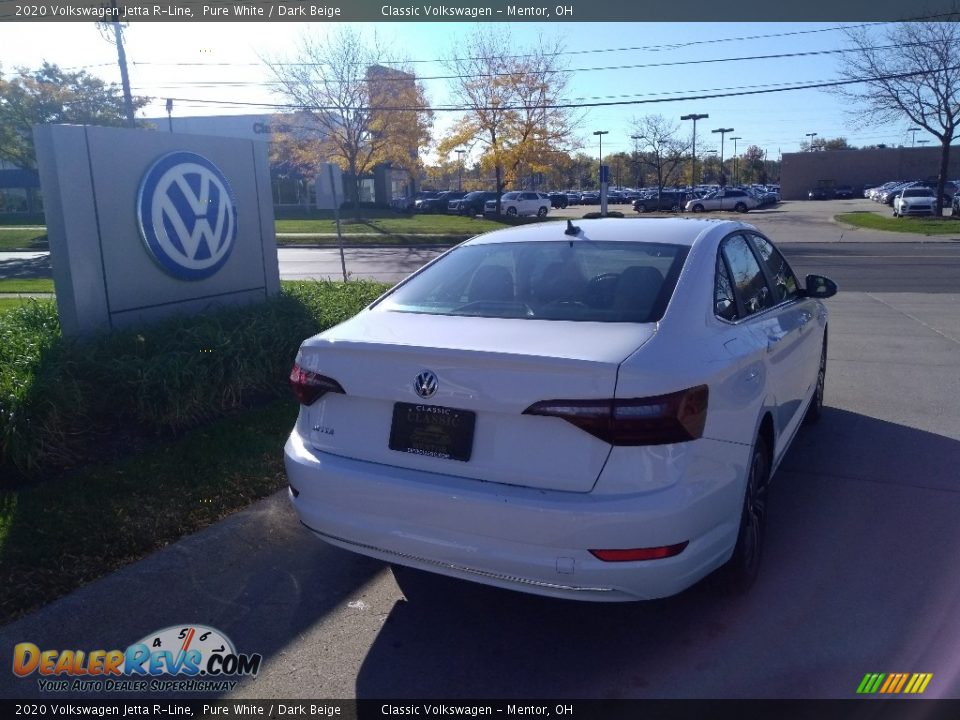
[714,253,738,321]
[749,234,800,304]
[720,234,775,318]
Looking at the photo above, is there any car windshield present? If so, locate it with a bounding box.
[904,189,933,197]
[374,240,690,323]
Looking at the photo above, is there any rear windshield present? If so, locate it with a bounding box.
[375,240,690,323]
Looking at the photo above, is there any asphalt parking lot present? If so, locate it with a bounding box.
[2,200,959,700]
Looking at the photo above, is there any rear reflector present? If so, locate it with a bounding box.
[289,363,345,406]
[523,385,708,446]
[590,542,689,562]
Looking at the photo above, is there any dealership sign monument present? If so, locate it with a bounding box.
[34,125,280,336]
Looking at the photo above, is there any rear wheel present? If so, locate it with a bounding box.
[537,206,548,218]
[635,203,647,214]
[726,433,770,592]
[506,206,518,217]
[734,202,748,213]
[692,204,705,213]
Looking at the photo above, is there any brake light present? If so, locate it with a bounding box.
[590,542,689,562]
[522,385,708,446]
[289,363,345,406]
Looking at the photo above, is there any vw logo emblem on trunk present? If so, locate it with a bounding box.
[414,370,438,399]
[137,151,238,281]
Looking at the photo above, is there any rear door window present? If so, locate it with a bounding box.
[719,234,775,318]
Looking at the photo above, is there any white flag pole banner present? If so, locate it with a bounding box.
[33,124,281,337]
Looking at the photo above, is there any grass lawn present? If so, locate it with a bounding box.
[0,280,387,623]
[0,297,35,313]
[835,212,960,234]
[276,214,508,236]
[0,400,296,624]
[0,278,55,293]
[0,228,48,251]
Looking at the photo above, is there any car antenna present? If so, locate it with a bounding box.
[564,219,580,237]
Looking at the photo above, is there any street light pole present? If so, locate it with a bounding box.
[711,127,734,186]
[165,98,173,133]
[805,132,818,151]
[907,127,921,148]
[681,113,709,187]
[729,136,741,185]
[593,130,609,214]
[631,134,642,187]
[454,148,465,191]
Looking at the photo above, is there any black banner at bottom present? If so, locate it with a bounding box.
[2,699,960,720]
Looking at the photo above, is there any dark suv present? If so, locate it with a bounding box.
[454,191,499,216]
[633,190,687,213]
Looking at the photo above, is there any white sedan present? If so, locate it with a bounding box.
[685,188,760,213]
[285,218,837,601]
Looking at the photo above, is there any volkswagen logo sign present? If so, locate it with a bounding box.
[137,151,238,281]
[414,370,438,399]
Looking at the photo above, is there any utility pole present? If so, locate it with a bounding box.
[110,0,136,128]
[681,113,709,187]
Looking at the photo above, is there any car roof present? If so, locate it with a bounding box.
[464,217,754,248]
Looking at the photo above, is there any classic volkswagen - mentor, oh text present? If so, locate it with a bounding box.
[284,217,837,601]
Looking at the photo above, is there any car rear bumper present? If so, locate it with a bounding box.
[284,429,744,602]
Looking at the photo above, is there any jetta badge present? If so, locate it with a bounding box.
[414,370,438,399]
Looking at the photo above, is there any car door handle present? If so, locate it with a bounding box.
[767,334,784,352]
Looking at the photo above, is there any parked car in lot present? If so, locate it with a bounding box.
[893,186,936,216]
[565,191,581,205]
[686,188,759,213]
[633,190,686,213]
[285,217,837,601]
[807,188,835,200]
[392,191,437,212]
[418,191,467,213]
[548,192,569,209]
[484,191,551,217]
[579,191,600,205]
[834,185,855,199]
[453,191,499,216]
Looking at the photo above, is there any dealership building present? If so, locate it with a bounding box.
[781,145,960,199]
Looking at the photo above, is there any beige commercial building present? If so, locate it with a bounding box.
[780,146,960,199]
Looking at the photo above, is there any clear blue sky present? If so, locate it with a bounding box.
[0,21,924,164]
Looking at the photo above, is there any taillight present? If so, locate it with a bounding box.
[522,385,708,446]
[289,363,345,406]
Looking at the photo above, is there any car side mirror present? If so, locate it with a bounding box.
[804,274,838,298]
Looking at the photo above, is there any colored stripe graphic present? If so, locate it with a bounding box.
[857,672,932,694]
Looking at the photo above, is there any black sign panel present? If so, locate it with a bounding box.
[389,402,476,462]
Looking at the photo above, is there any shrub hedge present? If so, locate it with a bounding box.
[0,280,389,479]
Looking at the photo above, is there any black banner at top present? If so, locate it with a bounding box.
[0,0,959,22]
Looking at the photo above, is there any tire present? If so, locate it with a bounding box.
[537,206,548,218]
[725,433,770,593]
[734,202,748,213]
[635,204,647,214]
[692,204,705,213]
[804,333,827,425]
[505,206,518,217]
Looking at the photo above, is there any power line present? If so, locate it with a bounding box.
[149,64,960,113]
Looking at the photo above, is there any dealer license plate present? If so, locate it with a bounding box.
[388,402,476,462]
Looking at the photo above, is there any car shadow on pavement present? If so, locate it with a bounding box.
[354,408,960,699]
